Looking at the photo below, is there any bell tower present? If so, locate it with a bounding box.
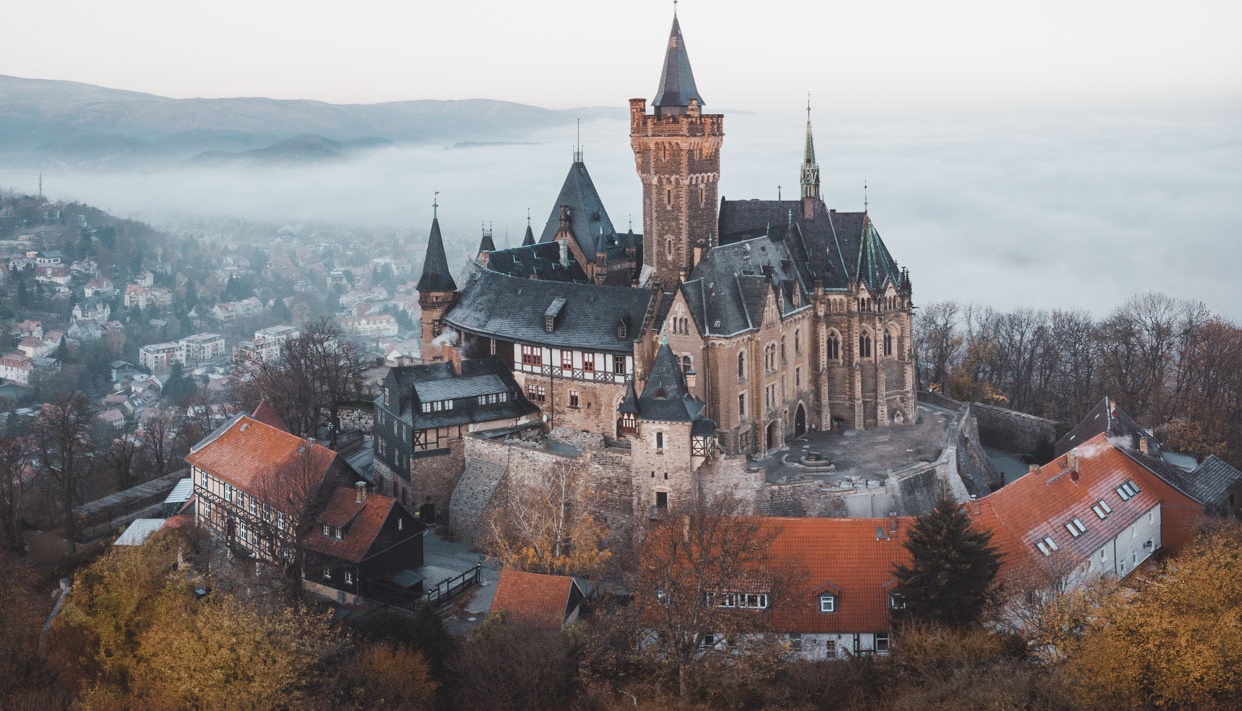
[630,12,723,291]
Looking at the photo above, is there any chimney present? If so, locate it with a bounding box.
[1138,437,1150,455]
[889,512,899,534]
[354,481,367,505]
[1067,448,1079,472]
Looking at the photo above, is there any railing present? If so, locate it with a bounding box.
[424,563,482,608]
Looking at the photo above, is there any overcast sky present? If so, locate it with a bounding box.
[3,0,1239,111]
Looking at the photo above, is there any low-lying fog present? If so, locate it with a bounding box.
[3,107,1239,321]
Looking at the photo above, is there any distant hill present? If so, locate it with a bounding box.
[184,134,394,166]
[0,75,617,169]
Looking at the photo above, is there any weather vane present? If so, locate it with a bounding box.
[433,190,440,217]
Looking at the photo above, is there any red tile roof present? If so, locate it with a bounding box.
[250,399,290,433]
[973,432,1161,580]
[762,517,912,634]
[185,415,336,502]
[305,488,398,564]
[491,569,579,630]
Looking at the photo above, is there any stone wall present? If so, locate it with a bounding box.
[972,403,1057,455]
[956,404,1002,495]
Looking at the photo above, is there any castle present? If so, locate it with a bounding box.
[373,12,918,533]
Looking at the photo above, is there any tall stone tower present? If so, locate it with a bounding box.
[801,100,820,220]
[416,202,457,362]
[630,13,723,290]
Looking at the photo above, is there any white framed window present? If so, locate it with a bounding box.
[345,572,353,585]
[888,594,905,610]
[819,594,836,613]
[876,633,891,654]
[323,567,331,579]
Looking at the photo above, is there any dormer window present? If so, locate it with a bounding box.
[617,318,630,340]
[819,594,837,613]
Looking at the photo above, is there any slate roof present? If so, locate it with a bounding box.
[1054,397,1238,507]
[477,229,496,254]
[618,378,640,414]
[681,236,812,337]
[445,260,656,354]
[522,223,536,247]
[538,159,618,263]
[306,488,417,564]
[482,241,589,283]
[490,569,582,630]
[416,215,457,294]
[653,15,705,111]
[384,357,539,430]
[637,342,705,422]
[717,201,903,293]
[1179,456,1242,507]
[973,433,1160,578]
[763,517,912,634]
[185,414,337,500]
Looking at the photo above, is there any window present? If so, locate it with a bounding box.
[613,355,626,375]
[656,491,668,509]
[1036,541,1050,556]
[1065,518,1086,537]
[582,353,595,372]
[795,367,801,389]
[323,567,331,579]
[819,594,836,613]
[859,331,872,359]
[766,384,777,410]
[520,345,543,366]
[794,329,801,355]
[790,633,803,652]
[397,517,403,531]
[561,350,573,369]
[701,633,716,648]
[248,497,256,515]
[737,352,746,381]
[827,331,840,361]
[526,384,547,403]
[765,344,777,372]
[1116,480,1140,500]
[682,355,692,374]
[738,393,746,418]
[876,633,890,654]
[780,337,787,363]
[1092,501,1109,519]
[655,432,664,452]
[345,572,353,585]
[888,594,905,610]
[883,329,893,357]
[569,390,579,408]
[826,639,837,656]
[322,523,331,537]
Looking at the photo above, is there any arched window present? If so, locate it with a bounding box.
[860,331,872,359]
[794,329,801,355]
[737,352,746,381]
[682,355,692,373]
[883,329,894,357]
[827,331,840,362]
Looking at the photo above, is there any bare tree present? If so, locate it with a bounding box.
[34,390,97,552]
[483,461,611,578]
[251,442,339,599]
[234,319,363,446]
[914,300,962,392]
[633,494,795,701]
[0,437,31,553]
[138,406,180,478]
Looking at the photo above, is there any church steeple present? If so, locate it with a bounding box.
[801,97,820,219]
[653,13,704,116]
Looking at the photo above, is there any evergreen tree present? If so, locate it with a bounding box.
[893,498,1002,627]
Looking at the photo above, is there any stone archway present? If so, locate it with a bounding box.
[795,403,807,437]
[766,421,779,451]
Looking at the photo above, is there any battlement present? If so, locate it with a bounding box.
[629,98,724,137]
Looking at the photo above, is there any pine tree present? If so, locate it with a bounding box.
[893,498,1002,627]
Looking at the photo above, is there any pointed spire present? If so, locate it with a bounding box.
[653,12,704,114]
[522,210,535,247]
[417,200,456,293]
[477,222,496,254]
[801,95,821,205]
[637,342,703,422]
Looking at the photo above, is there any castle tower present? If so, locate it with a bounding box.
[801,99,820,219]
[475,223,495,267]
[630,13,723,290]
[416,201,457,362]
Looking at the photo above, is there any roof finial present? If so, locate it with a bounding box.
[778,184,782,201]
[526,207,531,227]
[673,0,678,17]
[432,190,439,218]
[628,213,633,231]
[574,119,582,162]
[863,180,868,213]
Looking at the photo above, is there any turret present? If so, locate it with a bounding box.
[417,199,458,362]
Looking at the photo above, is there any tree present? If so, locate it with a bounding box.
[34,390,98,552]
[0,436,31,552]
[1045,524,1242,709]
[234,318,362,446]
[251,443,338,599]
[483,461,611,578]
[102,431,146,490]
[892,498,1001,628]
[633,495,792,701]
[447,617,579,711]
[138,406,180,479]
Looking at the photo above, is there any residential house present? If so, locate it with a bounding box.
[187,408,342,562]
[180,333,226,365]
[72,297,111,323]
[339,313,399,339]
[139,342,180,371]
[303,483,426,607]
[232,324,300,364]
[490,569,587,630]
[83,276,115,298]
[0,352,33,385]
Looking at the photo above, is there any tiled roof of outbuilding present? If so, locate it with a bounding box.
[491,569,581,630]
[185,415,336,501]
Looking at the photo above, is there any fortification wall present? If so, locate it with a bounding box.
[972,403,1057,455]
